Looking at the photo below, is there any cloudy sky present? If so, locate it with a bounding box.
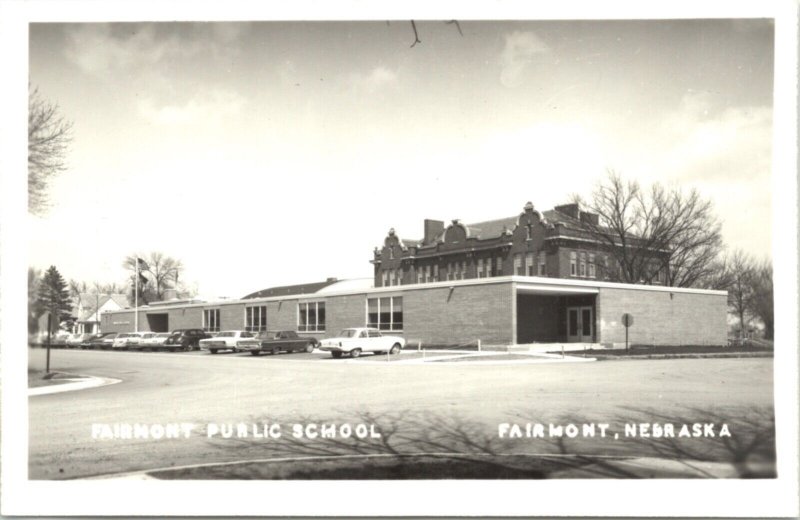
[28,19,774,299]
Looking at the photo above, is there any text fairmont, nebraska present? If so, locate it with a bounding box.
[90,421,733,441]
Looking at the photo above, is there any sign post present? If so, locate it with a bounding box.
[45,312,52,374]
[622,313,634,353]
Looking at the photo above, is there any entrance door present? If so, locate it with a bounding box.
[567,306,594,342]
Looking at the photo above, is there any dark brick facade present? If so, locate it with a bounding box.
[372,201,669,288]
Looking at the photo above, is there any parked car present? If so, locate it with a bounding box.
[237,330,320,356]
[164,329,211,351]
[318,328,405,358]
[86,332,118,349]
[140,332,172,350]
[66,333,93,348]
[199,330,255,354]
[112,332,144,350]
[47,332,70,348]
[130,332,157,350]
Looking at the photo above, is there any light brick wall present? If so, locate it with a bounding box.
[326,294,368,334]
[267,299,299,332]
[403,282,514,346]
[597,287,727,346]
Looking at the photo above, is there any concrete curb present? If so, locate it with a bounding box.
[28,375,122,396]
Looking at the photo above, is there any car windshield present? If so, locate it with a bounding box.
[339,329,358,338]
[256,332,270,339]
[157,333,171,338]
[218,332,236,337]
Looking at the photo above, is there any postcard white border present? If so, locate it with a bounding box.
[1,0,797,517]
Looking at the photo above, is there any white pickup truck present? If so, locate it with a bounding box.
[318,327,405,358]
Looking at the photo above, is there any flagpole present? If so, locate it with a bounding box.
[135,257,139,332]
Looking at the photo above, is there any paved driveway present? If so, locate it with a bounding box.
[27,348,774,479]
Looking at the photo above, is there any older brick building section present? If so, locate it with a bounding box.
[372,202,669,288]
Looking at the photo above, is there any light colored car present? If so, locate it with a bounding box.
[131,332,158,350]
[318,327,405,359]
[199,330,255,354]
[66,333,93,348]
[142,332,172,350]
[112,332,145,350]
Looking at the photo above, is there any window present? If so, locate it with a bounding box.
[538,251,546,276]
[203,308,220,332]
[579,252,587,277]
[462,261,467,279]
[570,252,577,276]
[514,254,523,275]
[496,257,503,275]
[526,253,535,276]
[433,265,439,281]
[486,258,493,277]
[603,256,610,280]
[388,270,395,286]
[417,268,423,284]
[446,263,453,281]
[588,254,596,279]
[298,301,326,332]
[389,247,394,260]
[381,271,388,287]
[245,305,267,332]
[396,269,403,286]
[477,258,484,278]
[425,265,431,283]
[367,296,403,331]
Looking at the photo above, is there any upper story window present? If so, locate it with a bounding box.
[298,301,325,332]
[588,254,596,279]
[381,271,388,287]
[396,269,403,286]
[433,264,439,281]
[526,253,535,276]
[389,247,394,260]
[424,265,431,283]
[245,305,267,332]
[388,270,396,286]
[514,254,523,275]
[579,252,587,277]
[526,224,533,240]
[477,258,484,278]
[538,251,546,276]
[496,257,503,275]
[203,308,220,332]
[570,252,577,276]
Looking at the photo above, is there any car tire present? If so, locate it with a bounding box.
[210,349,218,354]
[305,343,315,353]
[390,343,402,355]
[272,348,279,355]
[350,348,362,359]
[332,351,343,359]
[250,351,259,356]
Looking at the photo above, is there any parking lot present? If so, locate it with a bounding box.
[27,346,775,480]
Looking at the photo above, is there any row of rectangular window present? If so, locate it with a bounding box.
[513,252,547,276]
[200,299,405,333]
[383,257,508,287]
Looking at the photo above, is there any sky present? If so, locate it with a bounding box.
[27,19,775,299]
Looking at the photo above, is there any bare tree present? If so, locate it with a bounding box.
[727,249,756,338]
[749,259,773,340]
[123,252,185,302]
[574,171,723,287]
[28,86,73,215]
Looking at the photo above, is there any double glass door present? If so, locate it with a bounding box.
[567,306,594,342]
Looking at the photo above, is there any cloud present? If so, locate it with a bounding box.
[138,89,245,126]
[656,92,772,182]
[500,30,550,88]
[349,66,399,94]
[63,23,246,77]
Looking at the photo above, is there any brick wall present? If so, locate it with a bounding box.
[403,282,514,346]
[597,287,727,346]
[267,299,299,331]
[326,294,367,333]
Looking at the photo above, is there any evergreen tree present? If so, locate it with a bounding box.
[37,266,72,332]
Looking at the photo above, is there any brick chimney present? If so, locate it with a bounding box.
[554,203,580,219]
[423,219,445,244]
[580,212,599,226]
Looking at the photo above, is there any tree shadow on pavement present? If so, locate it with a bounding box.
[176,406,775,479]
